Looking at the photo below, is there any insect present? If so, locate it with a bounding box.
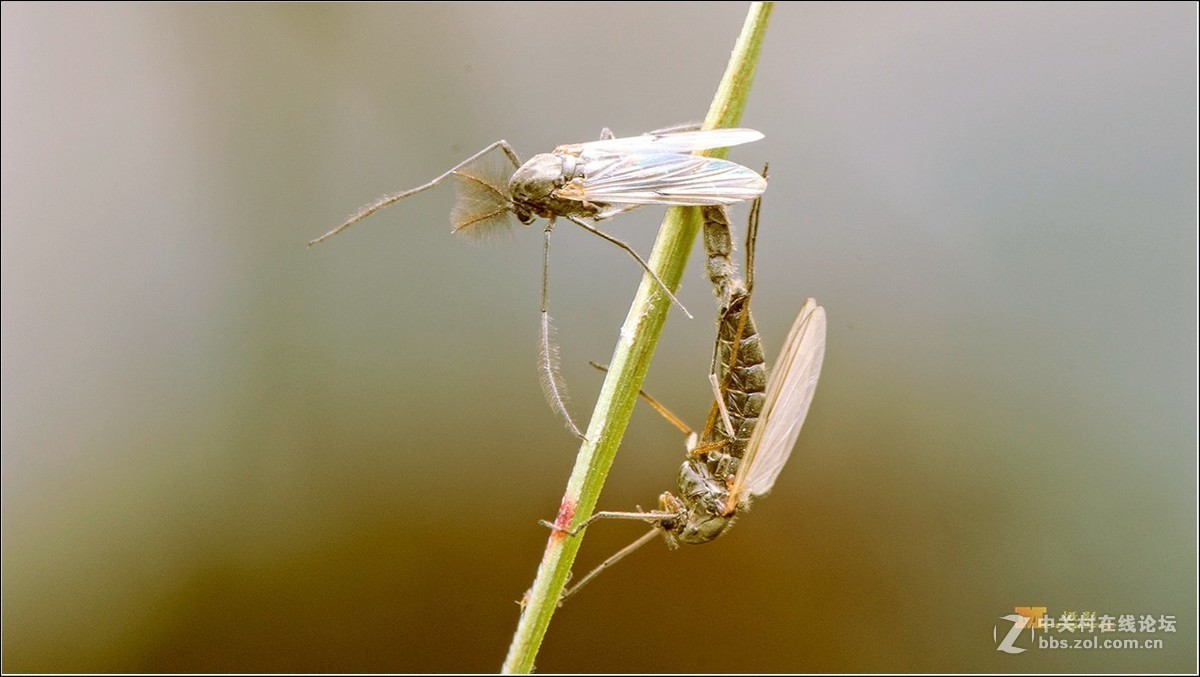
[553,198,827,600]
[309,127,768,438]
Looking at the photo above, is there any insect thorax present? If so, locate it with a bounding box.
[508,153,602,221]
[670,456,736,544]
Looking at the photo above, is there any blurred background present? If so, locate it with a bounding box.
[2,2,1195,673]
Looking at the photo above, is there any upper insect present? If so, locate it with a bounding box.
[309,128,767,245]
[456,128,768,240]
[309,126,767,440]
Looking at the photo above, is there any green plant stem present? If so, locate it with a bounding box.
[501,3,772,673]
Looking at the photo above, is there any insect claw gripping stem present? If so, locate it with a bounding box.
[537,519,582,538]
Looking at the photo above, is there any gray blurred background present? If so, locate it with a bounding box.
[2,2,1195,673]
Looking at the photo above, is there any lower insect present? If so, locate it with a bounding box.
[552,194,827,601]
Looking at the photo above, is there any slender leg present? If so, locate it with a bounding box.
[563,215,693,320]
[584,508,676,525]
[538,219,586,440]
[593,204,643,221]
[538,507,676,536]
[308,140,524,245]
[541,496,681,602]
[706,295,738,439]
[709,371,736,438]
[541,219,553,315]
[745,183,761,293]
[588,362,693,437]
[559,528,661,603]
[708,322,738,438]
[648,121,703,135]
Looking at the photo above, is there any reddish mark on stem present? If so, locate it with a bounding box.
[549,496,577,543]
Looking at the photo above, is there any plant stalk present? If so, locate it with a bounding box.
[501,3,773,672]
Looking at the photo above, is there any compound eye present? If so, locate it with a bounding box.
[517,212,536,225]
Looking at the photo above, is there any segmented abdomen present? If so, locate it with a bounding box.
[708,291,766,460]
[700,204,767,465]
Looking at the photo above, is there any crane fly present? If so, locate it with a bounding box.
[309,127,768,439]
[552,198,826,601]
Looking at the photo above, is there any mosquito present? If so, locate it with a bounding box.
[309,127,768,439]
[550,199,827,601]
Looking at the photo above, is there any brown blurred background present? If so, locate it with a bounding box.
[2,2,1195,673]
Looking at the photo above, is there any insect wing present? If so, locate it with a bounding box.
[557,153,767,207]
[727,299,826,508]
[557,128,765,156]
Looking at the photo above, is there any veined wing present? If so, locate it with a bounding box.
[725,299,826,511]
[556,128,764,157]
[554,153,767,206]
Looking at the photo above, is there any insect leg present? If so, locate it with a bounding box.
[559,528,660,603]
[537,507,675,538]
[704,299,746,441]
[308,140,524,246]
[744,169,763,293]
[588,361,694,437]
[647,121,703,134]
[547,493,683,601]
[709,371,736,438]
[593,204,643,221]
[558,507,677,534]
[539,219,586,440]
[563,215,693,320]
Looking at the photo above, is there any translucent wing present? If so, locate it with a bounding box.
[555,153,767,206]
[557,128,764,156]
[450,150,515,241]
[726,299,826,509]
